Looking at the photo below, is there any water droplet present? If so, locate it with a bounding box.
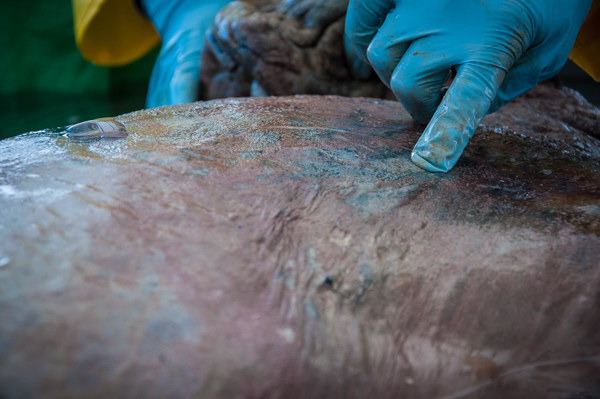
[65,120,127,141]
[0,256,10,267]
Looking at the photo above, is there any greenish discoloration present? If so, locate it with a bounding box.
[291,129,334,141]
[346,183,420,216]
[288,118,310,127]
[185,169,210,176]
[294,148,431,183]
[234,183,252,190]
[238,150,263,160]
[249,131,282,148]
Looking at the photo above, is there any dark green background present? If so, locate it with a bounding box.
[0,0,598,140]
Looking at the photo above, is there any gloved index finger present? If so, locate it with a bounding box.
[344,0,395,63]
[411,62,507,173]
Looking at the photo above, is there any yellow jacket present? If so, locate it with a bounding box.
[73,0,599,80]
[571,1,600,81]
[72,0,159,66]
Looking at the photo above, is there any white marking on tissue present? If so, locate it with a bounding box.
[277,327,296,343]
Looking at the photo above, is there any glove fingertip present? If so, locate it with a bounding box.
[411,149,452,173]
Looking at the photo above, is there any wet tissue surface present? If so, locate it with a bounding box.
[0,86,600,399]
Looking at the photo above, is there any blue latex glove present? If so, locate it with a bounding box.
[142,0,231,108]
[345,0,592,172]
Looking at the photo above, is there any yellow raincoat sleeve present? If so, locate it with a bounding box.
[72,0,160,66]
[570,1,600,81]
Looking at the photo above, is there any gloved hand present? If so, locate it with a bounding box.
[142,0,231,108]
[345,0,593,172]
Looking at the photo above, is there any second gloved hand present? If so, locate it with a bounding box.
[142,0,231,108]
[345,0,592,172]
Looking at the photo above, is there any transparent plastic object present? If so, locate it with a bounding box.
[65,119,127,141]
